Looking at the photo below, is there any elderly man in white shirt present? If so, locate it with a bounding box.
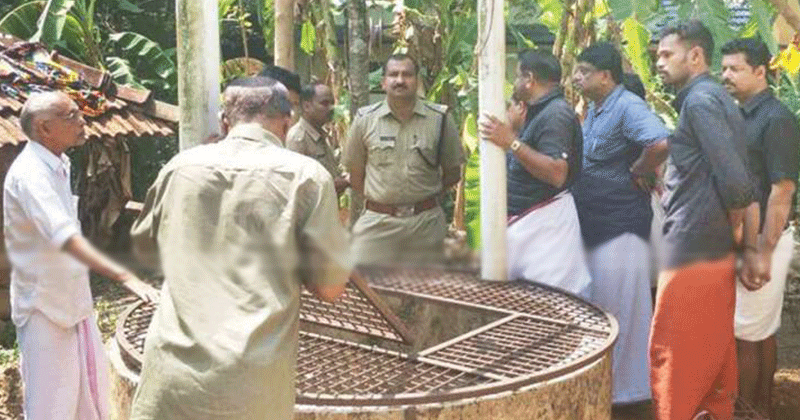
[3,91,159,420]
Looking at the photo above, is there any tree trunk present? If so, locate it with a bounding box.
[347,0,369,226]
[275,0,295,70]
[347,0,370,116]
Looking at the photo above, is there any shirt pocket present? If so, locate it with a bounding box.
[367,140,395,167]
[409,132,438,170]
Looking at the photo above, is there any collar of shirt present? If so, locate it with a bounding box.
[298,117,325,143]
[740,88,773,117]
[672,72,713,111]
[226,123,283,147]
[590,84,626,116]
[376,99,429,120]
[27,140,70,178]
[527,87,563,119]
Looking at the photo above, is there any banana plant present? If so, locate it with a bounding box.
[0,0,177,99]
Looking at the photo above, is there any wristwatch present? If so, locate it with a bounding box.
[509,139,522,152]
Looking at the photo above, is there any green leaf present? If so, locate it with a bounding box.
[462,112,479,154]
[622,17,653,88]
[108,31,177,88]
[114,0,142,14]
[31,0,76,46]
[0,1,45,40]
[537,0,563,34]
[300,19,316,55]
[749,0,778,55]
[606,0,632,20]
[105,56,144,88]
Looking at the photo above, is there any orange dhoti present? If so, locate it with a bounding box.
[649,254,737,420]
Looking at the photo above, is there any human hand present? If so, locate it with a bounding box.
[119,272,160,303]
[479,114,515,150]
[738,249,770,291]
[334,175,350,195]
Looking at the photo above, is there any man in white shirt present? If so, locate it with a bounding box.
[3,91,158,420]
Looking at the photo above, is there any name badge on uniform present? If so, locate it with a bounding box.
[379,136,396,145]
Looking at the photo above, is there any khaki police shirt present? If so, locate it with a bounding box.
[343,99,464,205]
[286,117,340,179]
[129,123,351,420]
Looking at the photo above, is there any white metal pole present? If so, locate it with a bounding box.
[176,0,222,150]
[478,0,508,281]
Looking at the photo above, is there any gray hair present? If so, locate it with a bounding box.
[19,91,68,141]
[223,76,292,126]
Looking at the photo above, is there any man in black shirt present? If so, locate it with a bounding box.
[722,37,800,418]
[650,21,756,420]
[480,49,590,297]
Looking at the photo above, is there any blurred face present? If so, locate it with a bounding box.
[382,58,418,100]
[41,96,86,152]
[721,52,764,102]
[287,90,301,123]
[507,100,527,133]
[303,85,335,128]
[572,61,604,98]
[656,34,692,88]
[513,63,534,103]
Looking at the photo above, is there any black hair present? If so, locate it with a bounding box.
[720,37,771,70]
[384,53,419,75]
[258,65,301,94]
[622,73,647,100]
[518,49,561,83]
[576,42,623,84]
[299,82,327,103]
[659,20,714,66]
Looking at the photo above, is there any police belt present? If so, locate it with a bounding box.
[365,197,438,217]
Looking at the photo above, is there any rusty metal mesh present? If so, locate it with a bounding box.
[296,332,492,401]
[117,268,616,406]
[420,315,608,379]
[733,399,768,420]
[300,281,409,343]
[364,267,610,333]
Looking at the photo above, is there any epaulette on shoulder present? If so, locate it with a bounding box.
[423,102,448,115]
[356,102,383,117]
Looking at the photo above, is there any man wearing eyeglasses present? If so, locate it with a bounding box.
[4,91,158,420]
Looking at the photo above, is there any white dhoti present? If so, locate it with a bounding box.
[735,226,795,341]
[17,311,110,420]
[587,233,652,404]
[507,192,591,298]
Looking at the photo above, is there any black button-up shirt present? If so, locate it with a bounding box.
[507,88,583,216]
[741,89,800,230]
[662,73,756,268]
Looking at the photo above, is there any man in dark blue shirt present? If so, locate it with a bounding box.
[480,49,590,297]
[650,21,756,420]
[572,42,669,405]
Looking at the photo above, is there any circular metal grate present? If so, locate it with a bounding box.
[116,267,619,406]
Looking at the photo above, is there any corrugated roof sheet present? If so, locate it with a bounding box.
[0,38,176,146]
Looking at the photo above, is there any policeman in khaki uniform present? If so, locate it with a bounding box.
[287,82,350,195]
[344,54,464,266]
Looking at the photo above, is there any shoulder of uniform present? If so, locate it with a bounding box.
[423,102,448,115]
[356,102,383,118]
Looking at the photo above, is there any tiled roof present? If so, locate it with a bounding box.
[0,34,177,146]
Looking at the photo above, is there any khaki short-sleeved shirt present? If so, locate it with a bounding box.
[129,123,351,420]
[286,117,340,178]
[343,100,464,205]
